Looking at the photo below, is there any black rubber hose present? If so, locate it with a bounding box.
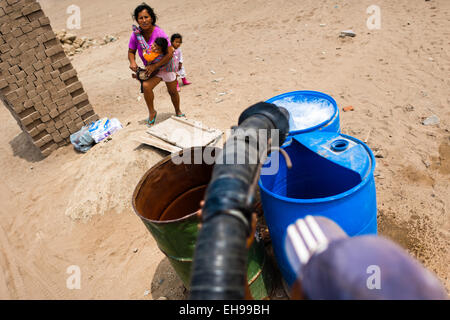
[189,102,289,300]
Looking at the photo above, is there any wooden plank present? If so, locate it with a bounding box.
[147,117,223,149]
[135,135,182,153]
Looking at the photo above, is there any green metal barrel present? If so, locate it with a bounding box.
[132,147,273,299]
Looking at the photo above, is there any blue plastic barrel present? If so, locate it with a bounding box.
[266,90,340,137]
[259,132,377,286]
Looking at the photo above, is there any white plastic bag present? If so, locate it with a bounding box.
[88,118,123,143]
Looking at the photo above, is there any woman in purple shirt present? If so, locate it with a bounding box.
[128,4,184,125]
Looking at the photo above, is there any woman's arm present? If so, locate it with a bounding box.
[145,46,174,76]
[128,48,138,72]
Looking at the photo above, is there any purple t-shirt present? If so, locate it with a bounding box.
[128,25,171,66]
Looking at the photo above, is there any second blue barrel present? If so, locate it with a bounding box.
[266,90,340,137]
[259,132,377,286]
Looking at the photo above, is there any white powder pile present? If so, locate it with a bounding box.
[274,97,335,131]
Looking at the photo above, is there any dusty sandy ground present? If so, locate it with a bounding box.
[0,0,448,299]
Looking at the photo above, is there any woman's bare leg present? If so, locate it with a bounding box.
[165,80,182,115]
[143,76,162,120]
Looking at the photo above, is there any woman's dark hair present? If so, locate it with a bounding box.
[154,37,168,55]
[133,3,157,25]
[171,33,182,43]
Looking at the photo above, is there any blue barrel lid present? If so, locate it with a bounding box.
[292,132,374,180]
[266,90,339,135]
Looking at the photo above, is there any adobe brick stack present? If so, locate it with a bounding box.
[0,0,99,157]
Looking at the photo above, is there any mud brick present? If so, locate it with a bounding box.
[54,120,63,129]
[43,31,56,42]
[55,81,65,90]
[26,9,44,22]
[6,75,16,84]
[72,93,88,105]
[35,84,44,93]
[7,83,18,92]
[0,23,11,34]
[51,78,60,86]
[30,19,40,29]
[32,110,41,121]
[16,70,26,80]
[21,112,37,126]
[60,69,77,82]
[43,65,53,74]
[42,73,51,82]
[28,127,41,138]
[77,104,91,116]
[41,97,51,107]
[8,64,20,75]
[69,112,79,121]
[56,88,68,98]
[66,81,82,93]
[11,27,23,38]
[37,123,47,133]
[59,128,70,139]
[40,148,51,157]
[21,24,33,34]
[26,74,37,83]
[67,125,77,135]
[0,43,10,54]
[42,81,52,90]
[32,60,44,71]
[51,61,62,70]
[47,102,57,111]
[31,95,41,104]
[5,90,18,101]
[41,114,51,122]
[13,103,24,114]
[4,5,13,14]
[23,99,34,109]
[54,98,65,107]
[39,16,50,26]
[59,57,71,67]
[62,115,71,124]
[40,90,50,100]
[24,82,35,91]
[56,105,65,114]
[22,2,41,16]
[7,36,19,49]
[84,114,99,125]
[50,70,59,79]
[45,125,56,134]
[35,137,47,148]
[15,86,26,98]
[0,79,7,89]
[51,132,63,143]
[35,50,46,61]
[44,45,63,57]
[10,47,21,57]
[48,86,58,97]
[41,143,58,157]
[49,109,58,119]
[16,79,27,90]
[35,69,44,79]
